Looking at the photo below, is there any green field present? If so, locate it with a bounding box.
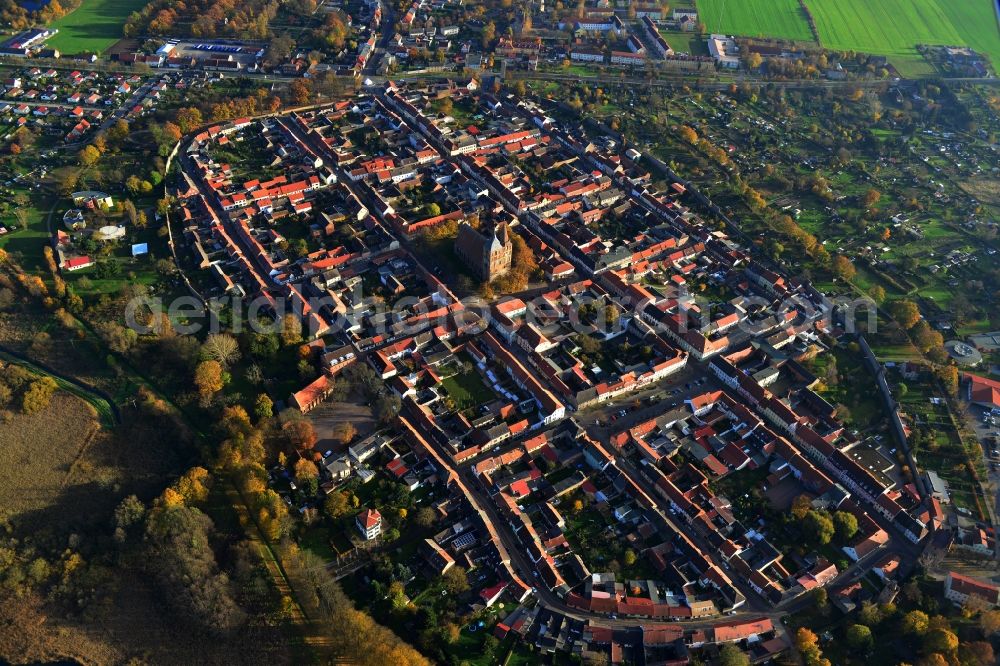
[698,0,1000,75]
[46,0,147,54]
[699,0,815,42]
[810,0,961,75]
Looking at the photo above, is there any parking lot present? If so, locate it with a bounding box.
[580,363,716,437]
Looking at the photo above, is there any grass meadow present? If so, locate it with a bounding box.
[0,392,100,520]
[699,0,815,42]
[46,0,148,54]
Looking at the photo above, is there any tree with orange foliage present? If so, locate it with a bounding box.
[284,419,317,450]
[294,458,319,480]
[194,360,224,402]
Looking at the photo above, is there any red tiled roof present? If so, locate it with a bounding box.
[357,508,381,529]
[967,373,1000,408]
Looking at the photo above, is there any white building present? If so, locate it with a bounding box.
[356,507,382,540]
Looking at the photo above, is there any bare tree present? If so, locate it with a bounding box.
[201,333,241,368]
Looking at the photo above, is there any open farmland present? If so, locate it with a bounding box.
[937,0,1000,71]
[809,0,963,76]
[699,0,815,42]
[698,0,1000,76]
[46,0,147,54]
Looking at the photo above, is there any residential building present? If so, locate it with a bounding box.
[356,507,382,540]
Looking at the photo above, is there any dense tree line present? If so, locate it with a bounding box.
[125,0,281,38]
[143,470,247,634]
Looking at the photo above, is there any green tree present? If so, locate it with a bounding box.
[325,491,353,520]
[375,393,401,424]
[441,565,469,594]
[718,643,750,666]
[846,624,872,652]
[802,510,835,545]
[833,511,858,542]
[254,393,273,421]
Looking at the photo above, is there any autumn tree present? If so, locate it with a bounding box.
[923,628,958,655]
[194,360,225,402]
[678,124,698,144]
[255,489,292,541]
[78,144,100,167]
[911,321,944,353]
[869,285,886,304]
[21,377,57,414]
[935,364,958,395]
[289,79,313,106]
[294,458,319,481]
[214,409,250,445]
[795,628,829,666]
[791,494,812,519]
[862,188,882,210]
[832,255,856,281]
[324,490,354,519]
[979,609,1000,635]
[174,466,212,504]
[333,421,357,444]
[902,610,930,635]
[889,299,921,329]
[174,107,203,133]
[281,313,303,346]
[284,418,317,451]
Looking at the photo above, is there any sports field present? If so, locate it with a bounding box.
[46,0,147,54]
[698,0,1000,76]
[699,0,815,42]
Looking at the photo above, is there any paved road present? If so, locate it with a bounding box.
[507,69,1000,92]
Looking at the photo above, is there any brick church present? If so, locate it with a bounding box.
[455,221,513,282]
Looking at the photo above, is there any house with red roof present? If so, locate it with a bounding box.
[356,508,382,540]
[945,571,1000,607]
[62,255,93,271]
[966,373,1000,410]
[479,581,507,607]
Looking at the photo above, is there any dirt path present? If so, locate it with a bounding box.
[225,482,338,654]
